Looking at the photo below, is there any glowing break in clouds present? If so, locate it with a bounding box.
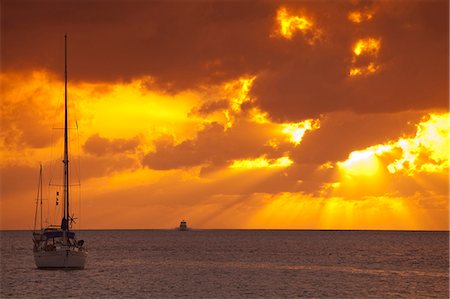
[348,10,374,24]
[0,69,203,163]
[387,113,449,174]
[353,38,381,56]
[220,76,256,129]
[349,63,380,77]
[338,144,392,176]
[230,156,293,170]
[349,38,382,77]
[275,7,321,44]
[282,119,320,145]
[227,76,256,112]
[338,113,449,176]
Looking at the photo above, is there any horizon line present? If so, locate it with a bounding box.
[1,228,449,232]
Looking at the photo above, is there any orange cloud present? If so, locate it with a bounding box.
[0,71,62,150]
[83,134,141,156]
[192,75,256,130]
[1,38,448,232]
[0,70,202,157]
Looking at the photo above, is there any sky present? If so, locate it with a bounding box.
[1,0,448,230]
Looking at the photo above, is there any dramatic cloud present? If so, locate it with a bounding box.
[2,1,278,90]
[254,1,448,120]
[3,2,447,120]
[291,111,425,165]
[1,1,448,230]
[338,113,449,176]
[83,134,140,156]
[143,120,287,170]
[193,99,229,117]
[0,71,62,149]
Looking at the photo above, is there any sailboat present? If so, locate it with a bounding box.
[32,35,87,269]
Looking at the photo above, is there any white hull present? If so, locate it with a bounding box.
[34,248,87,269]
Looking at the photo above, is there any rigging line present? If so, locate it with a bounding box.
[46,168,54,228]
[39,163,43,231]
[76,119,81,187]
[78,179,82,232]
[49,183,81,187]
[44,166,50,228]
[76,118,82,232]
[52,193,58,227]
[52,127,79,130]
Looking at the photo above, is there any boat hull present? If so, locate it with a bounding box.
[34,248,87,269]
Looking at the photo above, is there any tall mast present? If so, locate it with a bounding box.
[63,34,70,232]
[33,166,40,232]
[39,163,43,231]
[33,163,43,232]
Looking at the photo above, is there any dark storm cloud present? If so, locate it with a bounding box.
[2,1,447,118]
[252,1,449,121]
[1,0,279,89]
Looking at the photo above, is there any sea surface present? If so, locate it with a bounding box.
[1,230,449,298]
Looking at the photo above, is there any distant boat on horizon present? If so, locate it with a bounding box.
[32,35,87,269]
[178,220,189,231]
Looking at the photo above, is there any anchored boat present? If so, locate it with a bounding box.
[179,220,189,231]
[32,35,87,269]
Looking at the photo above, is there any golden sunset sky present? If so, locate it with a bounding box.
[1,1,448,230]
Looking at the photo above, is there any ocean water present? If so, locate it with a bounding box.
[1,230,448,298]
